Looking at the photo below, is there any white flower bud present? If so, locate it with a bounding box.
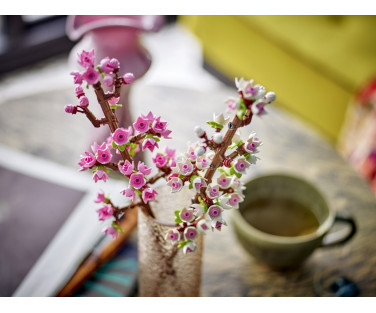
[195,146,206,157]
[194,126,205,137]
[212,133,223,144]
[264,91,276,103]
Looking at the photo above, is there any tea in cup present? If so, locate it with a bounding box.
[231,173,356,268]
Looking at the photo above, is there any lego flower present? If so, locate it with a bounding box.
[96,204,114,221]
[213,112,230,127]
[196,156,210,170]
[186,147,198,162]
[192,176,207,192]
[152,153,168,168]
[78,151,96,170]
[118,160,134,176]
[251,99,267,116]
[206,184,223,199]
[137,161,152,175]
[79,96,89,108]
[167,176,183,193]
[96,147,112,164]
[217,174,232,189]
[108,97,120,106]
[233,157,251,174]
[248,154,260,165]
[194,126,205,137]
[183,241,196,254]
[94,191,107,203]
[129,173,146,190]
[77,49,95,68]
[70,71,83,85]
[112,127,130,146]
[220,193,244,210]
[192,203,205,218]
[142,138,159,152]
[93,169,108,183]
[207,205,223,220]
[244,131,262,153]
[64,104,76,114]
[197,219,210,233]
[133,116,150,134]
[102,75,114,87]
[120,187,136,202]
[91,141,107,154]
[103,225,117,238]
[212,133,224,144]
[225,97,240,112]
[75,86,85,98]
[179,208,195,223]
[165,146,176,159]
[142,188,158,204]
[122,73,135,84]
[165,229,180,243]
[184,227,197,241]
[231,177,246,193]
[151,117,167,134]
[177,159,194,176]
[83,67,100,85]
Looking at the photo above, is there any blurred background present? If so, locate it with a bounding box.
[1,15,376,297]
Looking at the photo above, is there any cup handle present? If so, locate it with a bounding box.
[320,211,357,248]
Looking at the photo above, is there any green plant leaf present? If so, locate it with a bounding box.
[128,143,137,157]
[118,144,126,152]
[177,240,191,249]
[174,210,182,223]
[112,140,118,149]
[111,222,124,233]
[206,121,224,130]
[230,166,242,179]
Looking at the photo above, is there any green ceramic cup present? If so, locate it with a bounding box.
[231,173,356,268]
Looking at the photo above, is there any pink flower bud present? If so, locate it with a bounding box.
[94,191,107,203]
[79,96,89,108]
[122,73,135,84]
[137,161,152,176]
[118,160,135,176]
[77,49,95,69]
[142,138,159,152]
[152,153,168,168]
[102,75,114,87]
[93,169,108,183]
[109,58,120,70]
[120,187,136,201]
[70,71,83,85]
[75,86,85,98]
[103,225,117,238]
[64,104,76,114]
[96,204,114,221]
[142,188,158,204]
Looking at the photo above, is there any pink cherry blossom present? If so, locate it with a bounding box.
[251,101,266,116]
[142,188,158,204]
[92,142,108,155]
[122,73,135,84]
[103,225,117,238]
[133,116,150,133]
[192,176,207,192]
[160,129,172,139]
[129,173,146,189]
[77,49,95,68]
[152,153,168,168]
[96,147,112,164]
[184,227,197,241]
[177,159,194,176]
[70,71,83,85]
[192,203,205,218]
[64,104,76,114]
[102,75,114,87]
[137,162,152,175]
[108,97,120,105]
[96,204,114,221]
[183,241,196,254]
[151,117,167,134]
[233,157,251,174]
[225,97,240,112]
[78,151,96,170]
[142,138,159,152]
[112,127,130,146]
[179,208,195,222]
[197,219,210,233]
[83,67,100,85]
[94,191,107,203]
[217,174,231,189]
[186,148,197,161]
[208,205,223,219]
[167,176,183,193]
[206,185,222,199]
[165,229,180,242]
[93,169,108,183]
[141,111,155,123]
[164,146,176,159]
[120,187,136,201]
[79,96,89,108]
[118,160,135,176]
[196,156,210,170]
[99,57,113,74]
